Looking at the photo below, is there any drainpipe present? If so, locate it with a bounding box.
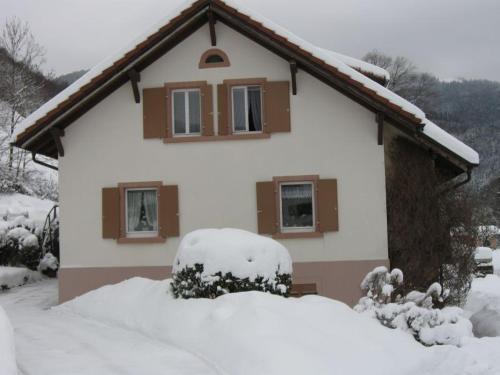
[32,152,58,171]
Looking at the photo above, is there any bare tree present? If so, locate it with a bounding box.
[0,17,45,175]
[363,50,416,91]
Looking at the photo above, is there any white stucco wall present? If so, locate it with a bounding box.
[59,23,388,268]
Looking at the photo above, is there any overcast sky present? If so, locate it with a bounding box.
[2,0,499,81]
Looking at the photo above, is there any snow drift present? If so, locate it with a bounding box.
[59,277,428,375]
[0,305,17,375]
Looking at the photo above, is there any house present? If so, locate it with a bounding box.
[12,0,479,305]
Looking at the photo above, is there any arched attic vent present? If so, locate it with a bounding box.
[199,48,230,69]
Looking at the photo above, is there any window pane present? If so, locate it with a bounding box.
[281,184,313,228]
[127,189,158,233]
[173,92,186,134]
[188,90,201,134]
[232,87,246,131]
[247,86,262,132]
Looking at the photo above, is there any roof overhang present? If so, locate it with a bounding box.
[12,0,478,174]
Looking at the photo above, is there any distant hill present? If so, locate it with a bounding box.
[55,69,88,87]
[429,80,500,191]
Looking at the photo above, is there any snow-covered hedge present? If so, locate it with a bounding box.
[355,266,473,346]
[0,305,17,375]
[0,266,43,290]
[171,229,292,298]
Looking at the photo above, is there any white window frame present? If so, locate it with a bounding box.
[172,88,202,136]
[231,85,263,133]
[279,181,316,233]
[125,187,159,238]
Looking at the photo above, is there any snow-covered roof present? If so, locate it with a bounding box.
[13,0,478,167]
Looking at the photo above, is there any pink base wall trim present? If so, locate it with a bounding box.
[58,259,389,306]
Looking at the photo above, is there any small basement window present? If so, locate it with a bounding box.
[231,86,263,133]
[172,89,201,136]
[125,188,158,238]
[279,182,315,232]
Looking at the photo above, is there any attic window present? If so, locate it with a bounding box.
[199,48,230,69]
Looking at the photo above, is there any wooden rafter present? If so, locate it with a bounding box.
[208,10,217,46]
[376,113,384,145]
[50,127,65,157]
[127,69,141,103]
[290,60,298,95]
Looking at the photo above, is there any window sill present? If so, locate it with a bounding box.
[164,133,270,143]
[117,236,166,244]
[272,231,323,239]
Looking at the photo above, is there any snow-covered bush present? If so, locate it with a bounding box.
[171,228,292,298]
[38,252,59,277]
[0,217,43,270]
[355,266,472,346]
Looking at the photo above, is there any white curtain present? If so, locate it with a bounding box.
[281,184,312,199]
[127,191,142,232]
[143,190,158,231]
[248,87,262,131]
[233,88,246,131]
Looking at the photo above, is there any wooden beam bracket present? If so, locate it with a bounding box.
[376,113,384,145]
[127,69,141,104]
[50,128,65,157]
[208,9,217,46]
[290,60,298,95]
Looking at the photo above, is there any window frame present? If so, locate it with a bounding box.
[118,181,165,244]
[171,88,202,137]
[230,85,263,134]
[124,187,159,238]
[199,48,230,69]
[165,81,208,140]
[273,175,322,239]
[279,181,316,233]
[223,78,267,136]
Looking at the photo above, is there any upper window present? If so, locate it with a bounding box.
[172,89,201,136]
[125,188,158,238]
[279,182,315,233]
[231,86,263,133]
[199,48,230,69]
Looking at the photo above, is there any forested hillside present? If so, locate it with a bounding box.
[364,51,500,224]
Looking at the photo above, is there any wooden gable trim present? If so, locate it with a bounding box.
[13,0,475,174]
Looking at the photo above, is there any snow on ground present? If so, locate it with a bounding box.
[492,250,500,276]
[0,280,219,375]
[0,305,17,375]
[465,275,500,337]
[0,267,43,290]
[1,278,500,375]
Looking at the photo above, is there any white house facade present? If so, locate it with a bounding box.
[13,0,479,305]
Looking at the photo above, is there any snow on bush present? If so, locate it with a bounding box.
[465,275,500,337]
[475,247,493,263]
[38,253,59,277]
[59,277,428,375]
[0,266,43,290]
[0,305,17,375]
[355,266,472,346]
[171,228,292,298]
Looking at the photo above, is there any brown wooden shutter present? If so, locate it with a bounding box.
[256,181,277,235]
[317,179,339,232]
[143,87,166,138]
[217,83,230,136]
[102,187,120,239]
[159,185,179,238]
[264,81,290,133]
[202,84,214,136]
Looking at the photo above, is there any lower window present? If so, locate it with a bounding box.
[125,188,158,238]
[279,182,315,232]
